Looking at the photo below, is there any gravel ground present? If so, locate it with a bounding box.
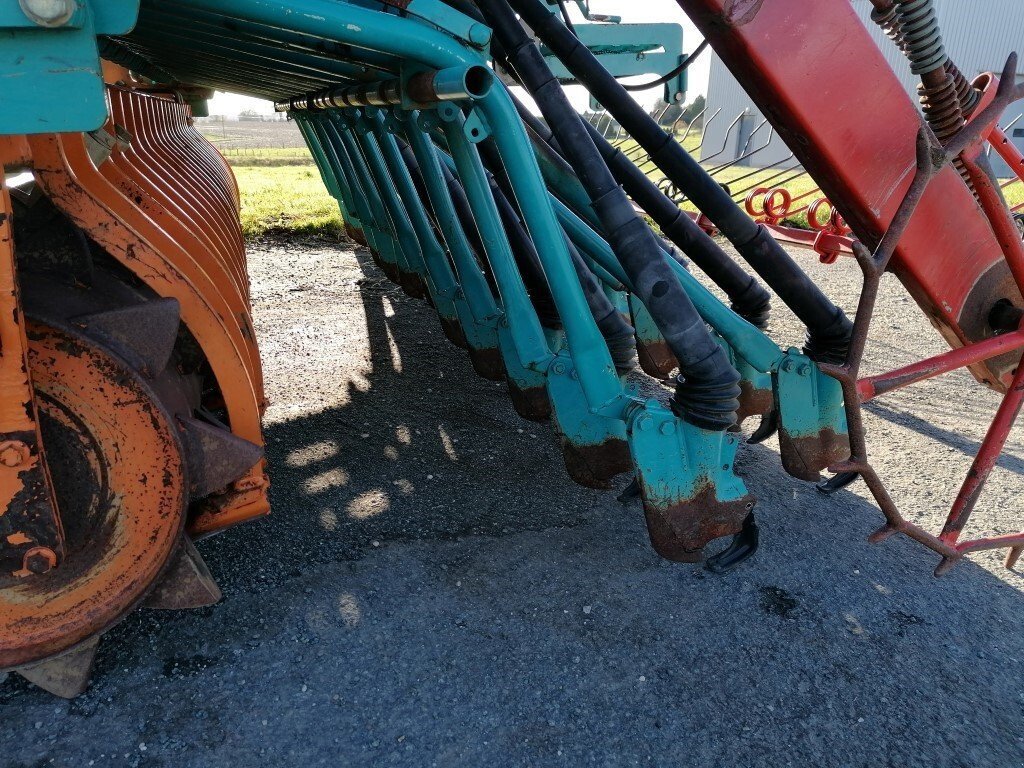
[4,236,1024,767]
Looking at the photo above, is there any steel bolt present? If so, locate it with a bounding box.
[659,421,676,436]
[781,359,794,373]
[0,441,29,468]
[23,547,57,575]
[637,415,652,432]
[797,364,812,377]
[552,362,566,375]
[19,0,75,27]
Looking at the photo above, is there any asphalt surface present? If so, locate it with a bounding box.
[5,237,1024,767]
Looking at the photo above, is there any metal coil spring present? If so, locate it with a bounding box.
[870,4,906,50]
[894,0,947,75]
[872,3,979,116]
[871,1,979,196]
[919,76,975,191]
[946,61,980,116]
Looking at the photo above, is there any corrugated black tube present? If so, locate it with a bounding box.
[580,120,771,329]
[476,137,636,370]
[509,0,851,363]
[410,138,561,328]
[478,0,740,429]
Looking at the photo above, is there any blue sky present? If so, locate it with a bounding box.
[207,0,708,116]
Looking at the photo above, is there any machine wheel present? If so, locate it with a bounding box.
[0,266,258,697]
[0,317,188,675]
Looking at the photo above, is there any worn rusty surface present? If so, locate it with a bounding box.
[178,417,263,500]
[778,426,851,482]
[344,223,368,246]
[736,379,774,425]
[505,378,551,422]
[467,346,506,381]
[635,337,677,380]
[559,436,632,489]
[28,125,269,535]
[641,483,753,563]
[439,315,468,350]
[144,536,221,610]
[71,298,181,379]
[397,267,429,300]
[0,320,186,669]
[0,182,65,573]
[13,635,99,699]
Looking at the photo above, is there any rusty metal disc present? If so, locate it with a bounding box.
[0,319,187,669]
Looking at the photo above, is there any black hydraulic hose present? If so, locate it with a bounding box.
[484,170,564,330]
[478,0,740,429]
[477,140,637,369]
[407,135,562,328]
[432,146,500,296]
[509,0,852,363]
[500,73,769,327]
[622,39,709,92]
[579,119,771,327]
[562,233,639,374]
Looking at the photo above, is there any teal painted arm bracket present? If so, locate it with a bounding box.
[629,294,678,380]
[712,332,773,426]
[386,0,492,50]
[0,0,140,134]
[626,400,753,560]
[546,350,632,487]
[773,349,850,481]
[534,16,689,103]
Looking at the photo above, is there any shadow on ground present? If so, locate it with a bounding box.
[3,243,1024,768]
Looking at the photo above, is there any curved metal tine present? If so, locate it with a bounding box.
[1001,112,1024,132]
[722,154,797,195]
[678,106,706,149]
[611,118,626,145]
[697,110,743,165]
[728,160,806,200]
[597,113,612,144]
[624,140,653,163]
[691,107,721,157]
[653,102,671,131]
[706,122,775,178]
[991,112,1024,160]
[669,109,688,138]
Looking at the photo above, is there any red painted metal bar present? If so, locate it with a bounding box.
[963,150,1024,291]
[957,531,1024,555]
[675,0,1011,388]
[857,329,1024,402]
[989,126,1024,183]
[939,357,1024,546]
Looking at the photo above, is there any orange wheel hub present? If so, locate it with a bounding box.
[0,320,187,669]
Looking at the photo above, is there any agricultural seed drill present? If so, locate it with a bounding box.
[0,0,1021,697]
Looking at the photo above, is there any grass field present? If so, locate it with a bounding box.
[232,161,345,240]
[224,139,1024,241]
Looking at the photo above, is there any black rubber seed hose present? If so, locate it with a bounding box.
[562,232,639,374]
[509,0,852,363]
[419,139,565,328]
[478,0,740,429]
[580,120,771,328]
[484,169,565,330]
[499,70,769,328]
[476,137,637,371]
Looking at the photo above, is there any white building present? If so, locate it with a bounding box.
[701,0,1024,175]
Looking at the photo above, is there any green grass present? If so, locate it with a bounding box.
[226,143,1024,242]
[231,162,344,240]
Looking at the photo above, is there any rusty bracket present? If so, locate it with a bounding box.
[818,55,1024,573]
[0,180,64,576]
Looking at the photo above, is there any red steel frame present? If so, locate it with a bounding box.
[677,0,1024,573]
